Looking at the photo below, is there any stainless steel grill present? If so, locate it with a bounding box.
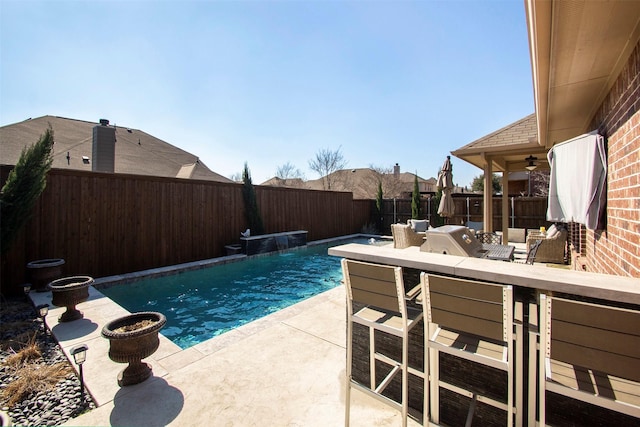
[420,225,489,258]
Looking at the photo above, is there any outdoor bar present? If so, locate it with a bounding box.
[329,243,640,426]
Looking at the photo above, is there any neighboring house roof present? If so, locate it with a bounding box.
[261,176,308,189]
[262,167,438,199]
[451,113,548,172]
[0,115,232,182]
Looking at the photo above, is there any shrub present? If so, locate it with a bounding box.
[0,126,54,253]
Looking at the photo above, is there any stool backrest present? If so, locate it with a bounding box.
[425,274,511,342]
[342,259,404,314]
[543,296,640,382]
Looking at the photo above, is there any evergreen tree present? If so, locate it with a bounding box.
[242,162,265,235]
[375,180,383,231]
[411,174,421,219]
[432,188,445,226]
[1,126,55,253]
[471,173,502,194]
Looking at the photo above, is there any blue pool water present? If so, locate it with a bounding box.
[100,238,371,349]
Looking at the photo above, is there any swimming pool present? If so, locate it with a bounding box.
[100,237,377,349]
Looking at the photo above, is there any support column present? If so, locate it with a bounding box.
[502,172,509,243]
[483,158,493,232]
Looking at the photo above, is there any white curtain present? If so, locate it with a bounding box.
[546,131,607,230]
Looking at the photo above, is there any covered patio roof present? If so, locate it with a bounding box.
[526,0,640,148]
[450,0,640,239]
[451,113,548,173]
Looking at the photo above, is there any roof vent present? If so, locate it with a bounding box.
[99,119,109,126]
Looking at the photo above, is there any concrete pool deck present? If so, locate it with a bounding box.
[30,284,420,426]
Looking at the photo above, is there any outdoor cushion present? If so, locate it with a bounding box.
[409,219,429,232]
[546,224,558,238]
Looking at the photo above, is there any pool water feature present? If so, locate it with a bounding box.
[100,238,373,349]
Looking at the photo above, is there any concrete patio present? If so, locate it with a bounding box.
[30,283,421,426]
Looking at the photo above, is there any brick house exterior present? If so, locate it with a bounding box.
[524,1,640,279]
[577,44,640,277]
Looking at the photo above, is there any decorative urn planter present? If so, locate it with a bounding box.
[101,312,167,387]
[48,276,93,322]
[26,258,65,292]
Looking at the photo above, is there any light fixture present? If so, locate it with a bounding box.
[525,155,538,171]
[36,303,49,342]
[70,344,89,403]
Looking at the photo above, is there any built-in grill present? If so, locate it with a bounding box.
[421,225,489,258]
[421,225,515,261]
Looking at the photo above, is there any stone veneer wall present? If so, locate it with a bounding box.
[582,41,640,278]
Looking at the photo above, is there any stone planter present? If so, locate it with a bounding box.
[48,276,93,322]
[26,258,65,292]
[101,312,167,387]
[0,408,11,426]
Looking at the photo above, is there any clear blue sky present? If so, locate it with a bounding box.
[1,0,533,188]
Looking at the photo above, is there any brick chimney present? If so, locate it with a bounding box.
[393,163,400,178]
[92,119,116,173]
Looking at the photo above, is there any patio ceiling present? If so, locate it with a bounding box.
[526,0,640,149]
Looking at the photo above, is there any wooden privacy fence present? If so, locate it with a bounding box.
[0,167,373,294]
[377,195,549,233]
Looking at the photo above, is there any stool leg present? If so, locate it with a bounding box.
[430,347,440,424]
[345,315,353,427]
[424,324,429,424]
[369,326,376,389]
[402,330,408,427]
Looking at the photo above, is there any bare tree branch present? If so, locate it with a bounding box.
[308,146,347,190]
[275,162,305,180]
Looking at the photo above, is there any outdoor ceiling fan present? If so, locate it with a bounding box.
[525,155,538,171]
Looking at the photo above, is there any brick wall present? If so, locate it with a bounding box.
[580,41,640,278]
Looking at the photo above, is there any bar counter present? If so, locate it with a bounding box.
[329,243,640,426]
[329,243,640,304]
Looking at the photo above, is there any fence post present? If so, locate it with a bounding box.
[393,198,397,224]
[511,197,515,228]
[466,197,470,224]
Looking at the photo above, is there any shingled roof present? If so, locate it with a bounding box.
[0,116,232,182]
[451,113,548,172]
[262,168,437,199]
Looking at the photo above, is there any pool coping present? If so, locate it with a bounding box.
[93,233,379,289]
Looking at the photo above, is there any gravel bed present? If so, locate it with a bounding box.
[0,297,95,426]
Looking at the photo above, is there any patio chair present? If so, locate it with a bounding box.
[476,231,502,245]
[420,273,516,426]
[515,239,542,265]
[391,223,425,249]
[342,259,423,427]
[538,294,640,424]
[507,228,526,244]
[465,221,484,235]
[407,219,430,232]
[526,225,567,264]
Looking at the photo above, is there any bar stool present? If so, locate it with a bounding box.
[342,259,423,427]
[538,294,640,424]
[420,273,516,426]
